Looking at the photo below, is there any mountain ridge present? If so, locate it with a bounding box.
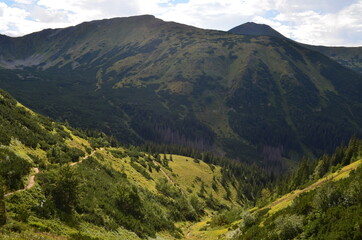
[227,21,362,75]
[0,15,361,170]
[0,86,268,239]
[228,22,286,39]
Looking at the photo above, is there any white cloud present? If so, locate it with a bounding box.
[261,0,362,46]
[157,0,275,31]
[0,0,361,46]
[13,0,35,4]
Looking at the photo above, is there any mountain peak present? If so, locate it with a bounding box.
[228,22,285,39]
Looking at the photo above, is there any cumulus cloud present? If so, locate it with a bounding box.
[0,0,361,46]
[255,0,362,46]
[12,0,35,4]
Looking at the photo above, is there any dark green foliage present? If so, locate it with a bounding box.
[46,143,85,164]
[38,165,80,213]
[143,142,270,203]
[227,60,298,151]
[0,87,231,238]
[210,208,243,227]
[190,195,205,215]
[275,137,362,195]
[70,232,101,240]
[130,161,152,180]
[0,178,6,225]
[198,182,207,198]
[0,89,76,150]
[205,194,225,211]
[109,149,127,159]
[155,179,204,222]
[156,178,181,198]
[2,16,362,176]
[0,149,31,191]
[236,143,362,240]
[74,156,181,238]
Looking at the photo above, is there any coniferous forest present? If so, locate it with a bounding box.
[0,15,361,240]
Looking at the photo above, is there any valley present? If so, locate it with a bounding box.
[0,15,361,240]
[1,16,361,171]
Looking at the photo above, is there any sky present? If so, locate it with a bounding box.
[0,0,361,46]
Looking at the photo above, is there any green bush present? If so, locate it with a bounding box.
[0,149,31,190]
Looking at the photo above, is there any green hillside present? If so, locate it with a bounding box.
[227,22,362,75]
[0,16,361,171]
[198,138,362,240]
[303,45,362,75]
[228,22,286,39]
[0,88,269,239]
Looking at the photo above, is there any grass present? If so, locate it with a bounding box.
[64,128,91,151]
[165,154,239,205]
[90,150,240,206]
[259,159,362,215]
[1,221,143,240]
[0,231,67,240]
[0,92,243,240]
[95,149,161,193]
[181,216,229,240]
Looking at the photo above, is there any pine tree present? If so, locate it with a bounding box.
[0,178,6,225]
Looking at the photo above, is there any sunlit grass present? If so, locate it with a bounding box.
[264,159,362,215]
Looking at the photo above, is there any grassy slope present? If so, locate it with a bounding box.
[303,44,362,75]
[187,158,362,240]
[2,147,239,240]
[89,149,240,206]
[0,89,242,239]
[257,159,362,215]
[1,16,362,165]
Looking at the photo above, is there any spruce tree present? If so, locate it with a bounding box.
[0,178,6,225]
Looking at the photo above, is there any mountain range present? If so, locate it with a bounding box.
[229,22,362,75]
[0,15,361,170]
[0,15,361,239]
[0,86,360,239]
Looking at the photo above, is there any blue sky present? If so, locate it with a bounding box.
[0,0,361,46]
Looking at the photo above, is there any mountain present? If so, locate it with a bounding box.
[229,138,362,240]
[228,22,286,39]
[187,138,362,239]
[1,87,360,240]
[1,15,362,170]
[0,87,269,239]
[0,86,361,239]
[228,22,362,75]
[302,44,362,75]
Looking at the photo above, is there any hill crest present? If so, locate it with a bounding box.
[228,22,285,38]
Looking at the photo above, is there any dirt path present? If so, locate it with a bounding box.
[26,167,39,190]
[69,148,101,166]
[153,161,174,184]
[152,160,187,197]
[4,148,101,198]
[4,167,39,197]
[186,223,195,238]
[187,228,192,238]
[185,220,201,239]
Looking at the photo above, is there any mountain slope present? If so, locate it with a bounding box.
[227,22,362,75]
[0,88,269,239]
[228,22,285,39]
[302,44,362,75]
[0,16,362,169]
[196,138,362,239]
[230,139,362,240]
